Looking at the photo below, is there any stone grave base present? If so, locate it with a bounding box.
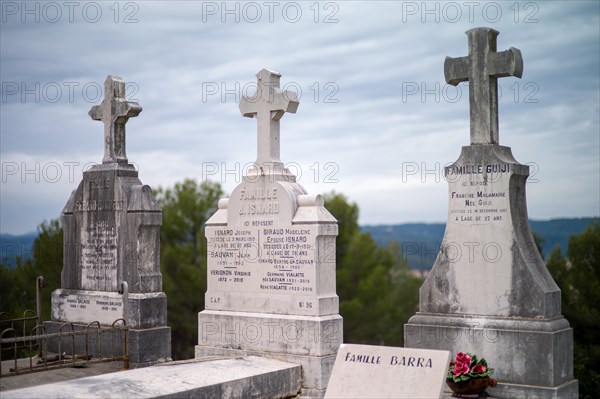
[196,310,342,397]
[47,289,171,368]
[404,312,578,399]
[51,289,168,329]
[44,321,171,368]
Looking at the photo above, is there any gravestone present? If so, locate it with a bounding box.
[47,75,171,367]
[404,28,578,399]
[325,344,450,399]
[195,69,342,398]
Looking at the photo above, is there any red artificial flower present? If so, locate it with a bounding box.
[472,364,487,374]
[453,361,470,376]
[455,352,472,365]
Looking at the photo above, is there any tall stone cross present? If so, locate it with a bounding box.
[444,27,523,145]
[89,75,142,164]
[239,69,299,168]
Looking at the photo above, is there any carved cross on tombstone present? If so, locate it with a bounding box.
[445,27,523,145]
[239,69,299,170]
[89,75,142,164]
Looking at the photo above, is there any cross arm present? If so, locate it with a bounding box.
[115,99,142,123]
[239,97,258,118]
[488,47,523,78]
[89,105,102,121]
[444,56,470,86]
[271,90,299,121]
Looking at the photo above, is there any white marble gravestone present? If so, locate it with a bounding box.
[47,75,171,367]
[325,344,450,399]
[404,28,578,399]
[195,69,342,398]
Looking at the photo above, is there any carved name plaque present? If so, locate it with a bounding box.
[325,344,450,399]
[52,290,125,326]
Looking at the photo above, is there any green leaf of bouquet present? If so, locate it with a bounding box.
[460,375,470,382]
[453,376,461,383]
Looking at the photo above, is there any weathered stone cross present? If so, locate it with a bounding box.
[89,75,142,164]
[445,27,523,145]
[239,69,299,168]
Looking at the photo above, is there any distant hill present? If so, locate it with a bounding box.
[2,218,596,270]
[0,232,37,268]
[363,217,597,270]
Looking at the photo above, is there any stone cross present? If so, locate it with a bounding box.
[239,69,299,167]
[89,75,142,164]
[444,27,523,145]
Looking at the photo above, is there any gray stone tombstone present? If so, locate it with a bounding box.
[47,75,171,367]
[404,28,578,399]
[195,69,342,398]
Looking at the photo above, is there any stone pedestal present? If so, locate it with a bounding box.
[196,69,342,398]
[406,313,578,399]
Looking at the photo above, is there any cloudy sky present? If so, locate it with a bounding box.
[1,1,598,235]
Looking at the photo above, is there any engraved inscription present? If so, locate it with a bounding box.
[81,220,118,291]
[61,293,124,325]
[447,163,511,224]
[207,221,317,296]
[237,187,280,215]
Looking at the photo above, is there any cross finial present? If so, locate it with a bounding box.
[239,69,299,169]
[445,27,523,145]
[89,75,142,164]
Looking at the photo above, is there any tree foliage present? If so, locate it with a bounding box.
[0,220,62,321]
[546,220,600,398]
[155,178,224,360]
[324,192,422,346]
[2,183,424,361]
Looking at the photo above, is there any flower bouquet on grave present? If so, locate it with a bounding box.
[446,352,497,397]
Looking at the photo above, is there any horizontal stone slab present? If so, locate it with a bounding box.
[2,356,301,399]
[198,310,342,356]
[196,346,336,392]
